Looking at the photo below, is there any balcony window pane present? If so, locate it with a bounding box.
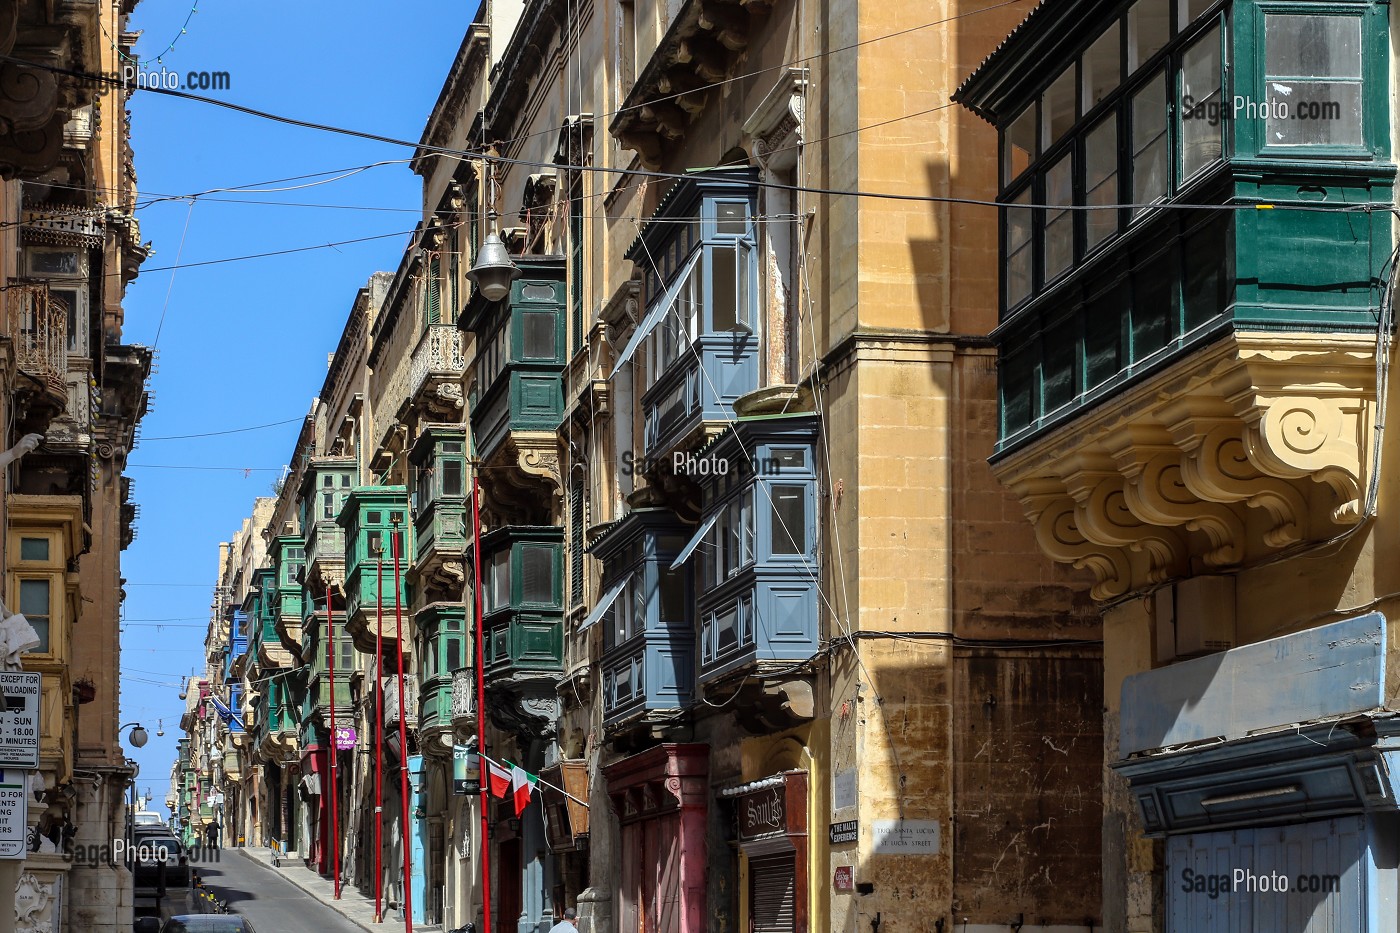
[1006,190,1033,307]
[1002,346,1035,434]
[522,310,555,359]
[1085,117,1119,250]
[490,551,509,612]
[711,246,738,331]
[716,605,738,657]
[442,460,463,497]
[1128,0,1171,73]
[1083,23,1121,110]
[659,568,685,624]
[1043,154,1073,281]
[770,484,806,555]
[521,546,554,604]
[1132,254,1174,359]
[1131,74,1168,216]
[1085,285,1124,389]
[19,579,49,652]
[631,574,645,638]
[1180,0,1215,29]
[1042,68,1076,147]
[446,637,461,673]
[1264,14,1363,147]
[741,488,754,566]
[19,538,48,562]
[1183,218,1231,331]
[322,492,335,520]
[367,530,383,559]
[1003,106,1036,184]
[716,201,748,235]
[1042,317,1076,412]
[340,638,354,671]
[29,250,79,276]
[1180,26,1222,178]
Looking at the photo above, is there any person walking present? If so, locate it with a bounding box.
[548,907,579,933]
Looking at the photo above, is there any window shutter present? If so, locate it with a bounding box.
[570,479,585,606]
[427,256,442,325]
[750,855,797,933]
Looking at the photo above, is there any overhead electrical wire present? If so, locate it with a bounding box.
[2,54,1383,217]
[138,415,305,441]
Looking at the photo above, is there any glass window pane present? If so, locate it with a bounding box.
[1180,0,1215,29]
[770,484,806,555]
[442,461,463,497]
[1006,189,1033,306]
[1042,68,1076,147]
[711,247,737,332]
[521,546,554,604]
[1132,74,1168,216]
[1085,116,1120,250]
[19,579,49,652]
[29,251,79,276]
[1181,26,1223,177]
[1132,253,1175,358]
[19,538,48,562]
[1128,0,1171,72]
[1042,317,1076,412]
[716,202,748,235]
[1265,14,1361,77]
[1083,24,1121,111]
[1043,154,1074,280]
[1085,285,1123,389]
[1183,218,1231,331]
[521,311,555,359]
[659,569,684,624]
[446,637,461,672]
[1264,81,1362,147]
[1003,107,1036,184]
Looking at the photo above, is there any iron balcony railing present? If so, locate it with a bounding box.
[7,280,67,396]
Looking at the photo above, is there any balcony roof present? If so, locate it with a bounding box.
[624,166,759,263]
[953,0,1116,124]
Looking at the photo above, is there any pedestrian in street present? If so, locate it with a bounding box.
[549,907,578,933]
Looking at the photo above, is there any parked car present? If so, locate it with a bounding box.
[133,917,256,933]
[133,812,166,827]
[130,833,190,890]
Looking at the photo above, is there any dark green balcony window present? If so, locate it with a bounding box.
[1261,13,1362,148]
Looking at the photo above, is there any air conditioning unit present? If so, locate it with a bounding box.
[1153,575,1236,663]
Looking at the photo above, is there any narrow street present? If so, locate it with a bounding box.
[187,852,365,933]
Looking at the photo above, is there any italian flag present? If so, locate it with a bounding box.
[510,764,538,816]
[486,759,512,799]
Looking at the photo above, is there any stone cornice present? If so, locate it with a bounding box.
[996,331,1375,600]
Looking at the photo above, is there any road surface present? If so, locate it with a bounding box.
[183,850,365,933]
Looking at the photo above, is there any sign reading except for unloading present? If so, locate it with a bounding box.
[0,672,40,769]
[870,819,941,855]
[0,770,28,859]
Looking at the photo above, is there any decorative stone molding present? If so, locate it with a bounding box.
[743,68,806,171]
[996,331,1375,599]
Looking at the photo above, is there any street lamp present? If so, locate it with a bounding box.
[466,231,520,302]
[120,722,149,748]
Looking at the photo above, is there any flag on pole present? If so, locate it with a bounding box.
[487,759,512,798]
[510,764,538,816]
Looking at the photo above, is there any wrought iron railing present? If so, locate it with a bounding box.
[7,281,67,395]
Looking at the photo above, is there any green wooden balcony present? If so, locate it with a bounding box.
[409,426,469,584]
[415,602,465,756]
[270,536,305,657]
[461,258,566,467]
[479,526,564,681]
[337,485,411,654]
[298,457,356,587]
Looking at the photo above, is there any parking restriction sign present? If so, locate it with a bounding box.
[0,672,40,769]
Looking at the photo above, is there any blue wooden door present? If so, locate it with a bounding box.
[1167,816,1370,931]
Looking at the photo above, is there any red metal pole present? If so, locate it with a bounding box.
[472,474,492,933]
[392,517,414,933]
[327,586,342,899]
[375,551,385,923]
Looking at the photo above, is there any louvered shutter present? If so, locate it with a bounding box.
[750,855,796,933]
[570,479,584,606]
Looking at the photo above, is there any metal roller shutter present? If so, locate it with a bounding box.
[751,854,796,933]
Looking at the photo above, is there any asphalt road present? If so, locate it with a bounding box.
[181,851,364,933]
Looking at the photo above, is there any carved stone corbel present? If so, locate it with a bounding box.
[1059,455,1186,584]
[1013,477,1132,601]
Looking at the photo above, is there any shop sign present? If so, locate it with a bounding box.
[829,820,858,844]
[737,784,786,841]
[333,725,357,751]
[833,865,853,891]
[452,745,479,795]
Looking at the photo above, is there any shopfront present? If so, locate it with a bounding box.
[724,771,808,933]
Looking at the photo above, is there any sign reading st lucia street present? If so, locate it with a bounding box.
[0,672,40,769]
[0,770,27,859]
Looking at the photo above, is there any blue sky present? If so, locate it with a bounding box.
[117,1,477,811]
